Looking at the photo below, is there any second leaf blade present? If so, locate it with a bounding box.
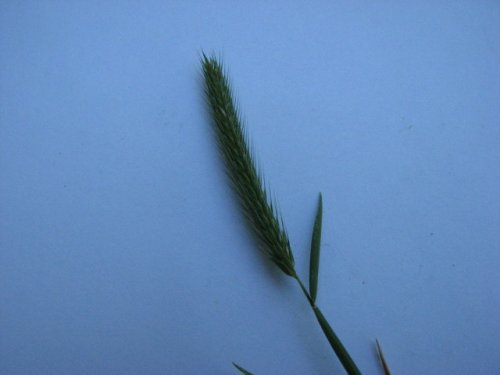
[309,193,323,303]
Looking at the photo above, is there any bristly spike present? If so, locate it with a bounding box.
[202,54,296,277]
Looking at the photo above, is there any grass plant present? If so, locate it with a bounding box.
[201,54,387,375]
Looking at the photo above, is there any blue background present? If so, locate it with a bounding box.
[1,2,499,374]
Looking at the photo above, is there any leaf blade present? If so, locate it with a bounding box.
[232,362,254,375]
[376,339,392,375]
[309,193,323,303]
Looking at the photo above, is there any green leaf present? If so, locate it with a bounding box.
[232,362,254,375]
[309,192,323,303]
[376,339,392,375]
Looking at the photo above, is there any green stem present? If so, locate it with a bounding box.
[295,276,362,375]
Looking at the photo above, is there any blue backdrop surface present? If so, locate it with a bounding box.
[1,2,499,374]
